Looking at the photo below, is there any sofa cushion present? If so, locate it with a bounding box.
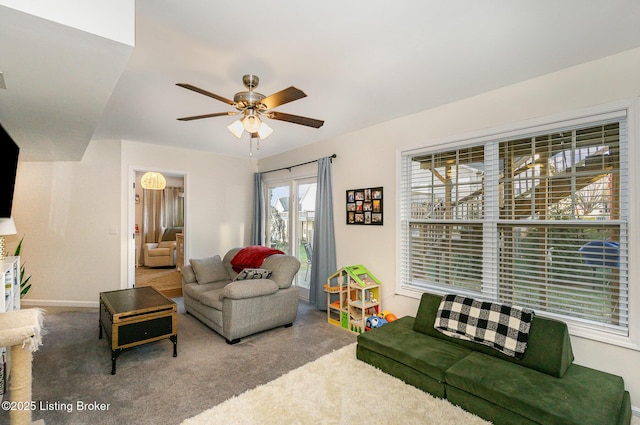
[198,288,225,310]
[222,248,242,279]
[445,351,626,425]
[190,255,230,284]
[221,279,278,300]
[181,265,197,284]
[183,281,228,303]
[148,247,171,257]
[161,227,182,241]
[357,316,472,383]
[233,268,272,281]
[261,255,301,289]
[414,292,573,378]
[157,241,176,249]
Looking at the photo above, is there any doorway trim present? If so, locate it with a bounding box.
[127,166,189,289]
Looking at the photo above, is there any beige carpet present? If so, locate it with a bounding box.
[182,343,491,425]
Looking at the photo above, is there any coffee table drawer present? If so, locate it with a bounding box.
[117,314,174,347]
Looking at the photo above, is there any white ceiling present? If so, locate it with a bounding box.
[3,1,640,161]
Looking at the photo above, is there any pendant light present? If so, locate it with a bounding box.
[140,172,166,190]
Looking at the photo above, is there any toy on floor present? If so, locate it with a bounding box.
[379,310,398,323]
[366,316,388,329]
[384,313,397,322]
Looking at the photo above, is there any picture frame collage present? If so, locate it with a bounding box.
[346,187,383,225]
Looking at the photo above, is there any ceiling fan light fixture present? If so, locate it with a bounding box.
[242,113,261,133]
[140,171,166,190]
[257,121,273,140]
[227,119,244,138]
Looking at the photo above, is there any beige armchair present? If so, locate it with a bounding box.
[142,226,182,267]
[143,240,177,267]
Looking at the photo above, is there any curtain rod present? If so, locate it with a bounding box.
[261,153,336,175]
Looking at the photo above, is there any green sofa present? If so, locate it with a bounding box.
[356,292,631,425]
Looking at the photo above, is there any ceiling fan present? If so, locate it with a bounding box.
[176,75,324,144]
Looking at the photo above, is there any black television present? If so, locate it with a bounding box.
[0,123,19,218]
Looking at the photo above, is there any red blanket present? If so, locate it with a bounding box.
[231,246,285,272]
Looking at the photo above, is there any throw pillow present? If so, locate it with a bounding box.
[180,265,196,283]
[190,255,230,284]
[161,227,182,241]
[233,268,272,281]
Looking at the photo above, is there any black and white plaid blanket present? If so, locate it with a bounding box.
[434,294,535,359]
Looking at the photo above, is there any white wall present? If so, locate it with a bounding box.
[7,139,256,307]
[7,139,122,306]
[258,47,640,411]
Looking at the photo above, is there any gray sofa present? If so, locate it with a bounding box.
[181,247,300,344]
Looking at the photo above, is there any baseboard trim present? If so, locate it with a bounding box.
[632,405,640,418]
[21,299,99,308]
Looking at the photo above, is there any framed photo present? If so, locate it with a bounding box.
[346,186,383,225]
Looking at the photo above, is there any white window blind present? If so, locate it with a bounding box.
[400,119,628,335]
[498,123,627,332]
[402,146,485,292]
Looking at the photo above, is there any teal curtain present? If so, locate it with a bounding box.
[310,157,336,310]
[251,172,264,245]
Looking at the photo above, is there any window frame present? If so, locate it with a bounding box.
[396,98,640,350]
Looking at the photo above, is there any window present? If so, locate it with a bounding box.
[400,112,629,337]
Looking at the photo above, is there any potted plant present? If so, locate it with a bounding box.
[13,237,32,298]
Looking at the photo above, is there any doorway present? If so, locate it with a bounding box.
[129,169,187,298]
[266,177,316,301]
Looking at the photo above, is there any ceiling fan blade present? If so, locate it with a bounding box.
[176,83,235,106]
[177,112,236,121]
[267,111,324,128]
[260,87,307,110]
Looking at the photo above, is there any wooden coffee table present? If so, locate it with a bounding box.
[99,286,177,374]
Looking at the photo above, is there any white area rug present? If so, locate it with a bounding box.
[182,343,491,425]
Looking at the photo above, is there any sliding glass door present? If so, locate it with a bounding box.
[267,184,290,252]
[297,181,316,297]
[267,178,316,300]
